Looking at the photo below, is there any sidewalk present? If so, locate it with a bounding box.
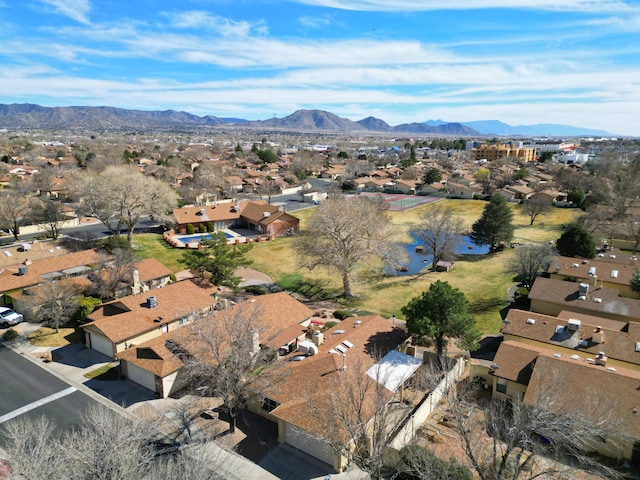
[3,322,154,409]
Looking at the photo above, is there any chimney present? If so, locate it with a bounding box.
[132,269,141,289]
[630,257,638,267]
[342,353,347,372]
[312,331,324,347]
[592,326,604,344]
[589,275,598,287]
[595,351,607,367]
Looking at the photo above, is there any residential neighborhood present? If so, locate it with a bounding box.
[0,125,639,480]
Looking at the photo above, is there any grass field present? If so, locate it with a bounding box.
[131,199,582,334]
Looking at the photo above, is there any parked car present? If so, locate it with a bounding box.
[0,307,23,328]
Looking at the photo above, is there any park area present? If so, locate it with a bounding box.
[130,198,582,334]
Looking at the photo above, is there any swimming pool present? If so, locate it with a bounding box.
[176,232,234,243]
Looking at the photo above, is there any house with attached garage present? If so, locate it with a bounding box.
[117,292,316,398]
[248,315,418,472]
[82,280,217,360]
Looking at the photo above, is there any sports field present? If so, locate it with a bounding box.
[359,192,441,211]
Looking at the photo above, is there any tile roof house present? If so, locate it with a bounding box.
[528,277,640,322]
[82,280,217,359]
[117,292,316,398]
[172,200,299,238]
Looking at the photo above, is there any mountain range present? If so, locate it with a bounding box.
[0,103,613,137]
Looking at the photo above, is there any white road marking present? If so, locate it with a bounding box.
[0,386,77,424]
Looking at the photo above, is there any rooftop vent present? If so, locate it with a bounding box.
[570,354,581,360]
[611,270,619,278]
[526,318,535,325]
[606,366,617,372]
[578,295,587,301]
[263,211,271,218]
[147,296,158,309]
[635,342,640,352]
[593,297,602,303]
[609,255,616,259]
[572,263,579,268]
[567,319,581,331]
[582,260,589,264]
[578,283,589,295]
[333,329,345,335]
[17,265,27,275]
[553,353,561,358]
[586,358,595,364]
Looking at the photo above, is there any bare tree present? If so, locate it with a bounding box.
[26,279,80,333]
[448,370,624,480]
[89,248,138,300]
[30,198,67,239]
[177,301,283,434]
[293,195,406,297]
[507,245,553,290]
[0,415,64,480]
[0,191,30,241]
[180,162,222,206]
[521,197,551,226]
[72,166,178,243]
[305,355,399,480]
[412,204,465,272]
[256,179,281,204]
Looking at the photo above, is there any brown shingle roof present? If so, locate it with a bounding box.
[549,255,638,288]
[118,331,185,377]
[83,280,216,343]
[528,277,640,321]
[263,315,407,437]
[0,249,99,293]
[492,340,540,384]
[503,309,640,367]
[134,258,173,282]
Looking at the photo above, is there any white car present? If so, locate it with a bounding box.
[0,307,23,328]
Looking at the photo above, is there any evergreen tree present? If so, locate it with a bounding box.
[556,223,596,258]
[470,194,514,251]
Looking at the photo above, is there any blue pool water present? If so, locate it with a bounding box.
[388,232,489,276]
[176,232,233,243]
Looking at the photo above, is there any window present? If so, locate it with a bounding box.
[496,378,507,394]
[261,396,279,413]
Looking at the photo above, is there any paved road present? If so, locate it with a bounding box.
[0,344,107,437]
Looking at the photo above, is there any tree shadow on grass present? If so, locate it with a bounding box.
[468,297,504,316]
[276,273,340,300]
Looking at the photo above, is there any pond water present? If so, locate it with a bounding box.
[388,232,490,276]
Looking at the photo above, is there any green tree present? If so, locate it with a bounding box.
[401,280,480,358]
[631,270,640,295]
[423,168,442,184]
[182,232,253,289]
[256,149,278,163]
[470,194,514,251]
[567,189,586,209]
[556,223,596,258]
[538,151,554,162]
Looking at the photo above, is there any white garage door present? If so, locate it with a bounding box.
[126,362,156,392]
[283,422,334,466]
[89,333,114,358]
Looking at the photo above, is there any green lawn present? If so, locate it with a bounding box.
[130,200,582,335]
[132,233,189,272]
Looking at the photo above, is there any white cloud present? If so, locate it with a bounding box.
[40,0,91,24]
[167,10,263,37]
[295,0,635,13]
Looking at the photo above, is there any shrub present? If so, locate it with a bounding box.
[101,235,132,252]
[324,321,338,330]
[199,223,208,233]
[185,224,195,234]
[74,296,102,323]
[206,222,215,233]
[2,328,19,341]
[169,273,177,282]
[245,285,266,295]
[333,309,351,320]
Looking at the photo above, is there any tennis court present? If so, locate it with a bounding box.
[360,193,441,211]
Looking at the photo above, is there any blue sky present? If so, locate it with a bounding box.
[1,0,640,135]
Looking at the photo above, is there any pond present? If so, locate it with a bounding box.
[387,232,490,276]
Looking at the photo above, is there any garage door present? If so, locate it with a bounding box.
[283,422,334,466]
[89,333,114,358]
[126,362,156,392]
